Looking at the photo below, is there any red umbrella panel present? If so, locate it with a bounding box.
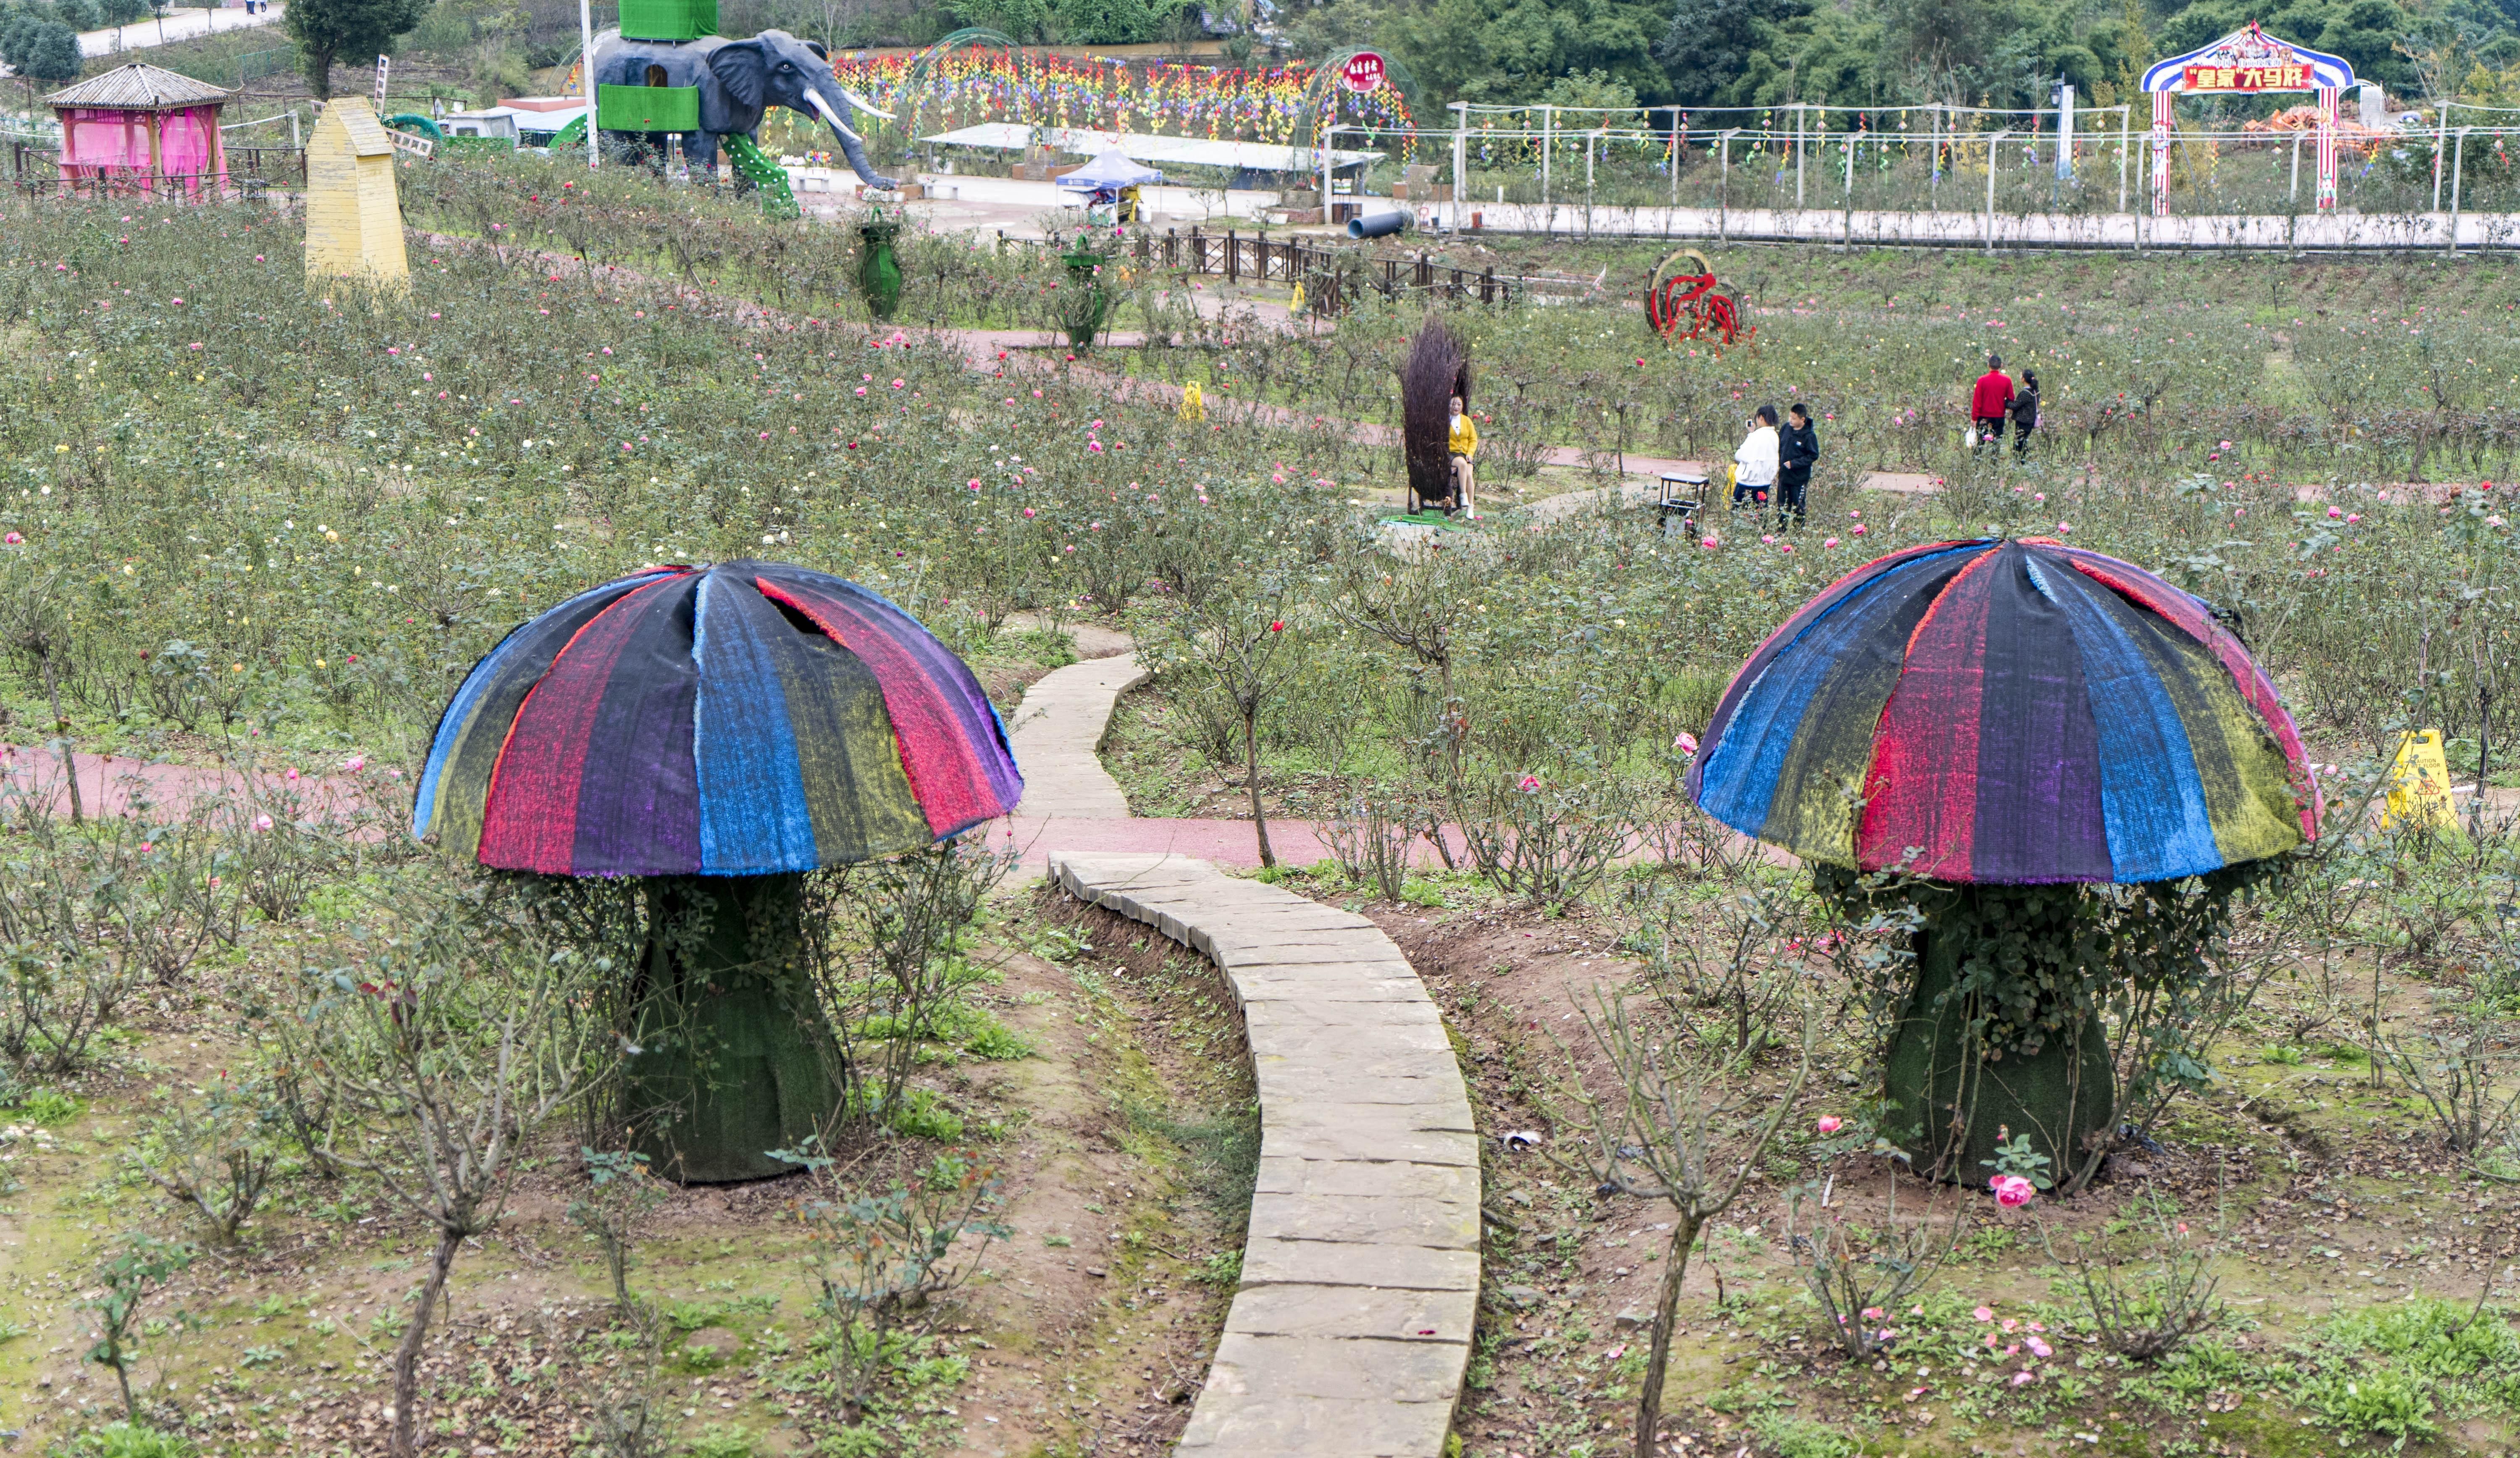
[413,562,1021,875]
[1686,539,2318,885]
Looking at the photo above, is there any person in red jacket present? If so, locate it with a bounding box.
[1971,355,2014,452]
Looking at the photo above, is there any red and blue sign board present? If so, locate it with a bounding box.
[1341,52,1386,93]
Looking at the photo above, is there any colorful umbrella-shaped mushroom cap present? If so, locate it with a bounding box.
[414,562,1021,876]
[1687,538,2317,885]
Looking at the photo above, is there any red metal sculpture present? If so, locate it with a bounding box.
[1645,249,1754,348]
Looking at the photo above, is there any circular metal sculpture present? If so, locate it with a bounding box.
[1644,248,1754,347]
[414,561,1022,1181]
[1689,537,2315,1183]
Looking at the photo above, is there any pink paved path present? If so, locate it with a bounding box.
[1,742,1338,870]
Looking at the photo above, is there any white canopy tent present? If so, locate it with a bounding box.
[1055,147,1165,192]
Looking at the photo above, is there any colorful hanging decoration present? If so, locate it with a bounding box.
[828,49,1413,152]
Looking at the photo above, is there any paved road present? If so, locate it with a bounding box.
[78,4,283,60]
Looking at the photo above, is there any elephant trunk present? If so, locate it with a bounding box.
[807,87,896,191]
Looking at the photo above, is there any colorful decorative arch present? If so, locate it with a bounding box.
[2141,21,2355,94]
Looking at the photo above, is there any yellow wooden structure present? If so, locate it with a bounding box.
[304,97,409,288]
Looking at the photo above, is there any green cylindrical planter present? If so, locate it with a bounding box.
[1060,247,1111,349]
[1884,923,2114,1187]
[859,220,903,322]
[627,875,847,1184]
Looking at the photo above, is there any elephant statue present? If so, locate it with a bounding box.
[588,27,896,190]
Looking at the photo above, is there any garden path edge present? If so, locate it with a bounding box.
[1048,850,1479,1458]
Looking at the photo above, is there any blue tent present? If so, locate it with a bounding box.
[1056,148,1166,193]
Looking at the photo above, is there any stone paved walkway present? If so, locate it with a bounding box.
[1007,653,1150,819]
[1052,851,1478,1458]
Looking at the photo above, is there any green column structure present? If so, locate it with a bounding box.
[859,214,903,320]
[627,875,846,1184]
[1059,243,1112,349]
[1882,909,2115,1185]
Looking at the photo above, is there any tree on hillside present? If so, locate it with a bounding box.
[1391,0,1672,105]
[950,0,1053,40]
[1657,0,1807,106]
[1048,0,1191,43]
[0,9,82,100]
[284,0,427,98]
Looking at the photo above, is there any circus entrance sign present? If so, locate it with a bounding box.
[2141,22,2355,215]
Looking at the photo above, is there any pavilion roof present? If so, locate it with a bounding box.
[46,63,233,111]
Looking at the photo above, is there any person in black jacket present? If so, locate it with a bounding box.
[1776,403,1819,525]
[2009,369,2041,457]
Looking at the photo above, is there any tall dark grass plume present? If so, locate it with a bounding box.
[1401,314,1470,509]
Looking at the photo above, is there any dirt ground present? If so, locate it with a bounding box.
[1314,870,2520,1458]
[0,886,1253,1457]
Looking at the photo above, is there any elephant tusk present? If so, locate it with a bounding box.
[806,89,861,144]
[841,88,896,121]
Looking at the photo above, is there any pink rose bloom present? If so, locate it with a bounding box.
[2327,505,2342,519]
[1974,1307,1995,1322]
[1990,1174,2035,1207]
[2011,1371,2036,1387]
[2027,1337,2053,1358]
[1674,732,1699,757]
[1824,537,1840,548]
[343,755,367,773]
[1516,774,1542,792]
[1816,1116,1843,1135]
[252,814,274,833]
[1701,536,1719,549]
[1852,524,1868,536]
[1860,1306,1883,1320]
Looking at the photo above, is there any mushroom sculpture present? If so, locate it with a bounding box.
[414,562,1021,1182]
[1687,538,2317,1187]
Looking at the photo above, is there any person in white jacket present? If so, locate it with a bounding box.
[1732,405,1779,511]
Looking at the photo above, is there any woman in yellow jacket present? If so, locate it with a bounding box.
[1447,395,1477,519]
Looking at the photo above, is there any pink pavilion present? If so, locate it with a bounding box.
[46,62,234,198]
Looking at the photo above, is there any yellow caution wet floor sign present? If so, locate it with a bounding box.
[2384,728,2460,832]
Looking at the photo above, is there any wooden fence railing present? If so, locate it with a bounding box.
[1153,225,1515,315]
[9,145,306,199]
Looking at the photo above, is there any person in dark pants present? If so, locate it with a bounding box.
[2008,368,2040,457]
[1971,353,2013,453]
[1731,405,1779,511]
[1777,402,1818,524]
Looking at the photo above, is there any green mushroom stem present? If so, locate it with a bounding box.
[1822,863,2275,1197]
[1885,915,2115,1191]
[626,873,847,1185]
